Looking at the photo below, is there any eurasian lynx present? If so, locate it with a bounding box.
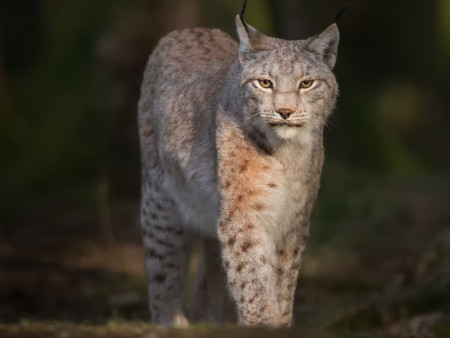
[138,2,339,327]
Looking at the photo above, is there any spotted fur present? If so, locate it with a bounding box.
[138,13,339,327]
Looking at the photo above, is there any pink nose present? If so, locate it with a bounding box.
[277,108,294,120]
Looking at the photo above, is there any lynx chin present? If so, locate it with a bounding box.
[138,1,339,328]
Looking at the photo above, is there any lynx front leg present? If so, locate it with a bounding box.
[275,226,309,326]
[141,179,190,328]
[216,116,288,326]
[219,219,280,325]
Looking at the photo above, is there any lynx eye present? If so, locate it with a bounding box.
[258,79,273,89]
[300,80,314,89]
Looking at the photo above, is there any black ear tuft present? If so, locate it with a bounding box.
[335,4,350,23]
[239,0,249,32]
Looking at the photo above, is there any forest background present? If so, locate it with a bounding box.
[1,0,450,336]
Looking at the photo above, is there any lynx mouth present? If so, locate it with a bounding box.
[268,122,305,128]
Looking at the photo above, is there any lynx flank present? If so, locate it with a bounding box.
[138,2,339,327]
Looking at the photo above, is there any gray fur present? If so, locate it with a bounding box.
[138,14,339,327]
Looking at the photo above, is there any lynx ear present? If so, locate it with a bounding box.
[307,24,340,69]
[236,13,271,63]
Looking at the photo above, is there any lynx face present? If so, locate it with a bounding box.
[237,19,339,141]
[241,48,337,140]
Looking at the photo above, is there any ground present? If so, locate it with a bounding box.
[1,165,449,337]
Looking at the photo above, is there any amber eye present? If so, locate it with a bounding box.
[258,79,273,89]
[300,80,314,89]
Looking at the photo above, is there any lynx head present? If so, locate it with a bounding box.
[236,8,339,142]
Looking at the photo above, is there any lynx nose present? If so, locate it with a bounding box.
[277,108,294,120]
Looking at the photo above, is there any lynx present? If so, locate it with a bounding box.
[138,1,339,327]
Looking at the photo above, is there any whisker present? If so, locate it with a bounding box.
[244,113,266,135]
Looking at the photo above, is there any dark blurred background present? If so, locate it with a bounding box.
[0,0,449,335]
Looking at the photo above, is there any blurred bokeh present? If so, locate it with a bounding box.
[0,0,449,336]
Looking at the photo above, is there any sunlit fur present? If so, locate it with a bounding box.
[138,14,340,328]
